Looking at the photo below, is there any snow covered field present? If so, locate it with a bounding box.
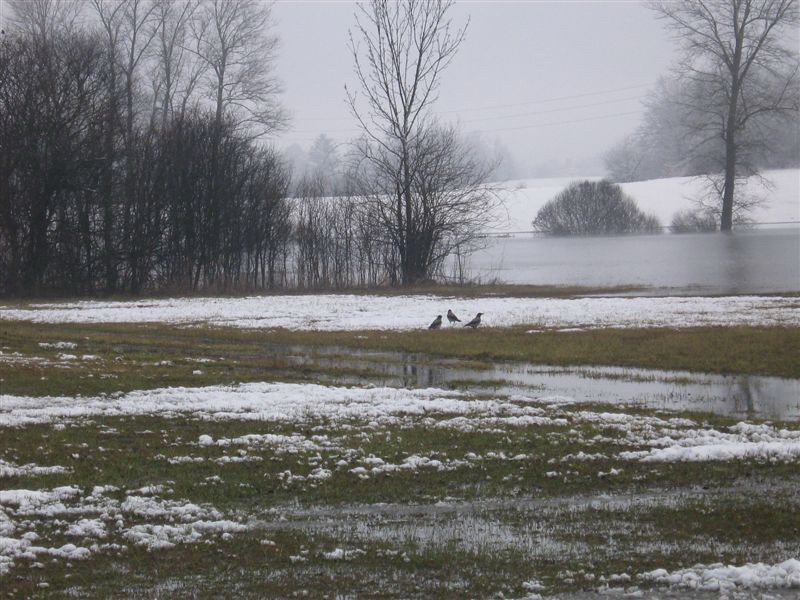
[2,294,799,331]
[495,168,800,232]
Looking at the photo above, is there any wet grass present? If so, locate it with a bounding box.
[3,405,799,598]
[2,318,799,597]
[261,324,800,379]
[2,321,799,399]
[0,321,392,397]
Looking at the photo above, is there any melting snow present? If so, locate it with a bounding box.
[0,460,70,479]
[640,560,800,591]
[37,342,77,349]
[2,294,798,331]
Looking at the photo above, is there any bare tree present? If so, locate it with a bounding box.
[347,0,498,285]
[0,8,293,297]
[151,0,200,129]
[7,0,83,42]
[188,0,287,136]
[649,0,799,231]
[604,135,647,183]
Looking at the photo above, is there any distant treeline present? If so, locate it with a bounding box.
[604,77,800,184]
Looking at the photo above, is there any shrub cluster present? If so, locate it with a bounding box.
[532,180,662,236]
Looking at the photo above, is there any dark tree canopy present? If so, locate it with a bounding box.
[532,181,662,236]
[0,1,291,296]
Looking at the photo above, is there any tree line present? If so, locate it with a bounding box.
[0,0,293,296]
[1,0,493,297]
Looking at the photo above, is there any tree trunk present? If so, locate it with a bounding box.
[720,120,737,232]
[102,87,118,293]
[721,2,745,232]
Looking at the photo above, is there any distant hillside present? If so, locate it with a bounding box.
[494,169,799,233]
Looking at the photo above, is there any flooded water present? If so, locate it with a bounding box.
[278,347,800,421]
[467,228,800,294]
[257,481,800,600]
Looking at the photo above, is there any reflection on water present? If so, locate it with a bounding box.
[279,347,800,421]
[467,228,800,294]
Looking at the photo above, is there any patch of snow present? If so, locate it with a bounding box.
[619,421,800,463]
[0,382,480,428]
[625,441,800,462]
[38,342,77,349]
[66,519,107,539]
[2,295,799,331]
[640,559,800,591]
[0,460,70,479]
[125,520,247,551]
[322,547,366,561]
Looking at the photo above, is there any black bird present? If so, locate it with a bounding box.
[446,309,460,325]
[428,315,442,329]
[464,312,483,328]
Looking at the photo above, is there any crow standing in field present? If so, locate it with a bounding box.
[428,315,443,329]
[464,312,483,328]
[446,309,460,325]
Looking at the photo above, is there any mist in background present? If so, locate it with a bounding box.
[273,1,676,179]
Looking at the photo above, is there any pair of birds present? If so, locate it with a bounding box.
[429,309,483,329]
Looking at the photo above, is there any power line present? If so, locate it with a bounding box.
[459,95,643,124]
[288,96,645,135]
[483,221,800,237]
[440,83,651,113]
[292,83,652,122]
[282,108,645,142]
[474,110,644,133]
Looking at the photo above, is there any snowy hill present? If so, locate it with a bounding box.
[493,168,799,232]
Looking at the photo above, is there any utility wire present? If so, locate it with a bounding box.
[459,95,643,124]
[288,96,645,135]
[473,110,644,133]
[440,83,651,113]
[292,83,652,122]
[282,109,645,143]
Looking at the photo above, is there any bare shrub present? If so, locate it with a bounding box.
[532,180,662,236]
[670,209,718,233]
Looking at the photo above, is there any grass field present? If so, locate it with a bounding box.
[2,316,799,598]
[2,321,799,398]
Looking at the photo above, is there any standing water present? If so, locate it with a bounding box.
[468,228,800,294]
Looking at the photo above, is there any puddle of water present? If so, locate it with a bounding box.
[271,345,800,421]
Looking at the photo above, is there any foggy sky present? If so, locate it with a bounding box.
[273,1,677,177]
[0,0,679,178]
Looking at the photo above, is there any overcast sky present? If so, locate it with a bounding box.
[272,1,678,177]
[0,0,678,177]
